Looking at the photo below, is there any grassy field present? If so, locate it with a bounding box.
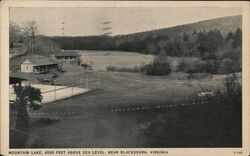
[25,104,241,148]
[10,69,241,148]
[79,50,199,71]
[9,51,241,148]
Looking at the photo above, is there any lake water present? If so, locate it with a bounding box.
[78,50,154,70]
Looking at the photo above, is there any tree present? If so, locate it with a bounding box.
[13,85,42,132]
[224,74,241,110]
[183,33,189,42]
[142,52,171,76]
[33,36,61,56]
[232,28,242,48]
[207,29,224,53]
[197,29,223,57]
[218,58,234,74]
[9,22,22,44]
[164,40,175,56]
[225,31,234,41]
[173,37,184,56]
[196,30,208,54]
[146,42,159,54]
[23,20,39,53]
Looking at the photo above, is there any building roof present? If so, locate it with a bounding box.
[9,77,27,84]
[22,55,60,66]
[9,72,28,84]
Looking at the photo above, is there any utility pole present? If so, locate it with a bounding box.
[102,21,112,36]
[62,22,65,37]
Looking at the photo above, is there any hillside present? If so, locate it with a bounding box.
[49,15,242,75]
[51,15,241,52]
[117,15,241,40]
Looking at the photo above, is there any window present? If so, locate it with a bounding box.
[26,66,28,71]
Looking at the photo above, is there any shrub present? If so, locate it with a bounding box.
[177,61,188,72]
[223,74,242,109]
[106,66,140,73]
[217,58,241,74]
[190,73,241,110]
[141,53,171,76]
[203,60,218,74]
[217,58,234,74]
[178,60,218,74]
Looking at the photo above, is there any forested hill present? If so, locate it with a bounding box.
[117,15,241,39]
[51,15,242,55]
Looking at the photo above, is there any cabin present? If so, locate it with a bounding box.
[54,50,81,65]
[21,55,60,73]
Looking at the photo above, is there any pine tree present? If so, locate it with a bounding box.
[232,28,242,48]
[13,85,42,132]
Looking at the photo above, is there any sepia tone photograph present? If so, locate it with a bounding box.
[4,2,245,151]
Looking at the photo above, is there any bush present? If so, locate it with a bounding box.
[223,74,242,108]
[141,53,171,76]
[178,60,218,74]
[217,58,241,74]
[203,60,218,74]
[142,61,171,76]
[106,66,140,73]
[177,61,188,72]
[190,73,241,111]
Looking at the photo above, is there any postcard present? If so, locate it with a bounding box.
[1,1,249,156]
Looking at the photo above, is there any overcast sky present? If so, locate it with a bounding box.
[10,7,241,36]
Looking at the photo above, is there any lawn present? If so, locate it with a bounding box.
[10,69,241,148]
[9,51,241,148]
[35,70,225,112]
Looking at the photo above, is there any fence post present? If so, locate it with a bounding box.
[54,79,56,100]
[72,79,74,95]
[98,72,100,88]
[86,73,88,89]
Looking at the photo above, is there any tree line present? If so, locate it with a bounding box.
[10,20,242,75]
[52,28,242,75]
[10,21,61,56]
[51,28,241,56]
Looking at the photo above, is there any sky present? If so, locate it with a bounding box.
[10,7,242,36]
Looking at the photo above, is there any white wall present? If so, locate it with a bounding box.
[21,64,34,73]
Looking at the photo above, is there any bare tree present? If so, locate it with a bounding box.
[23,20,39,53]
[9,21,22,44]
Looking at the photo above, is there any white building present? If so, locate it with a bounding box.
[21,55,60,73]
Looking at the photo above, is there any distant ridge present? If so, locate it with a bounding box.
[51,15,242,52]
[116,15,242,38]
